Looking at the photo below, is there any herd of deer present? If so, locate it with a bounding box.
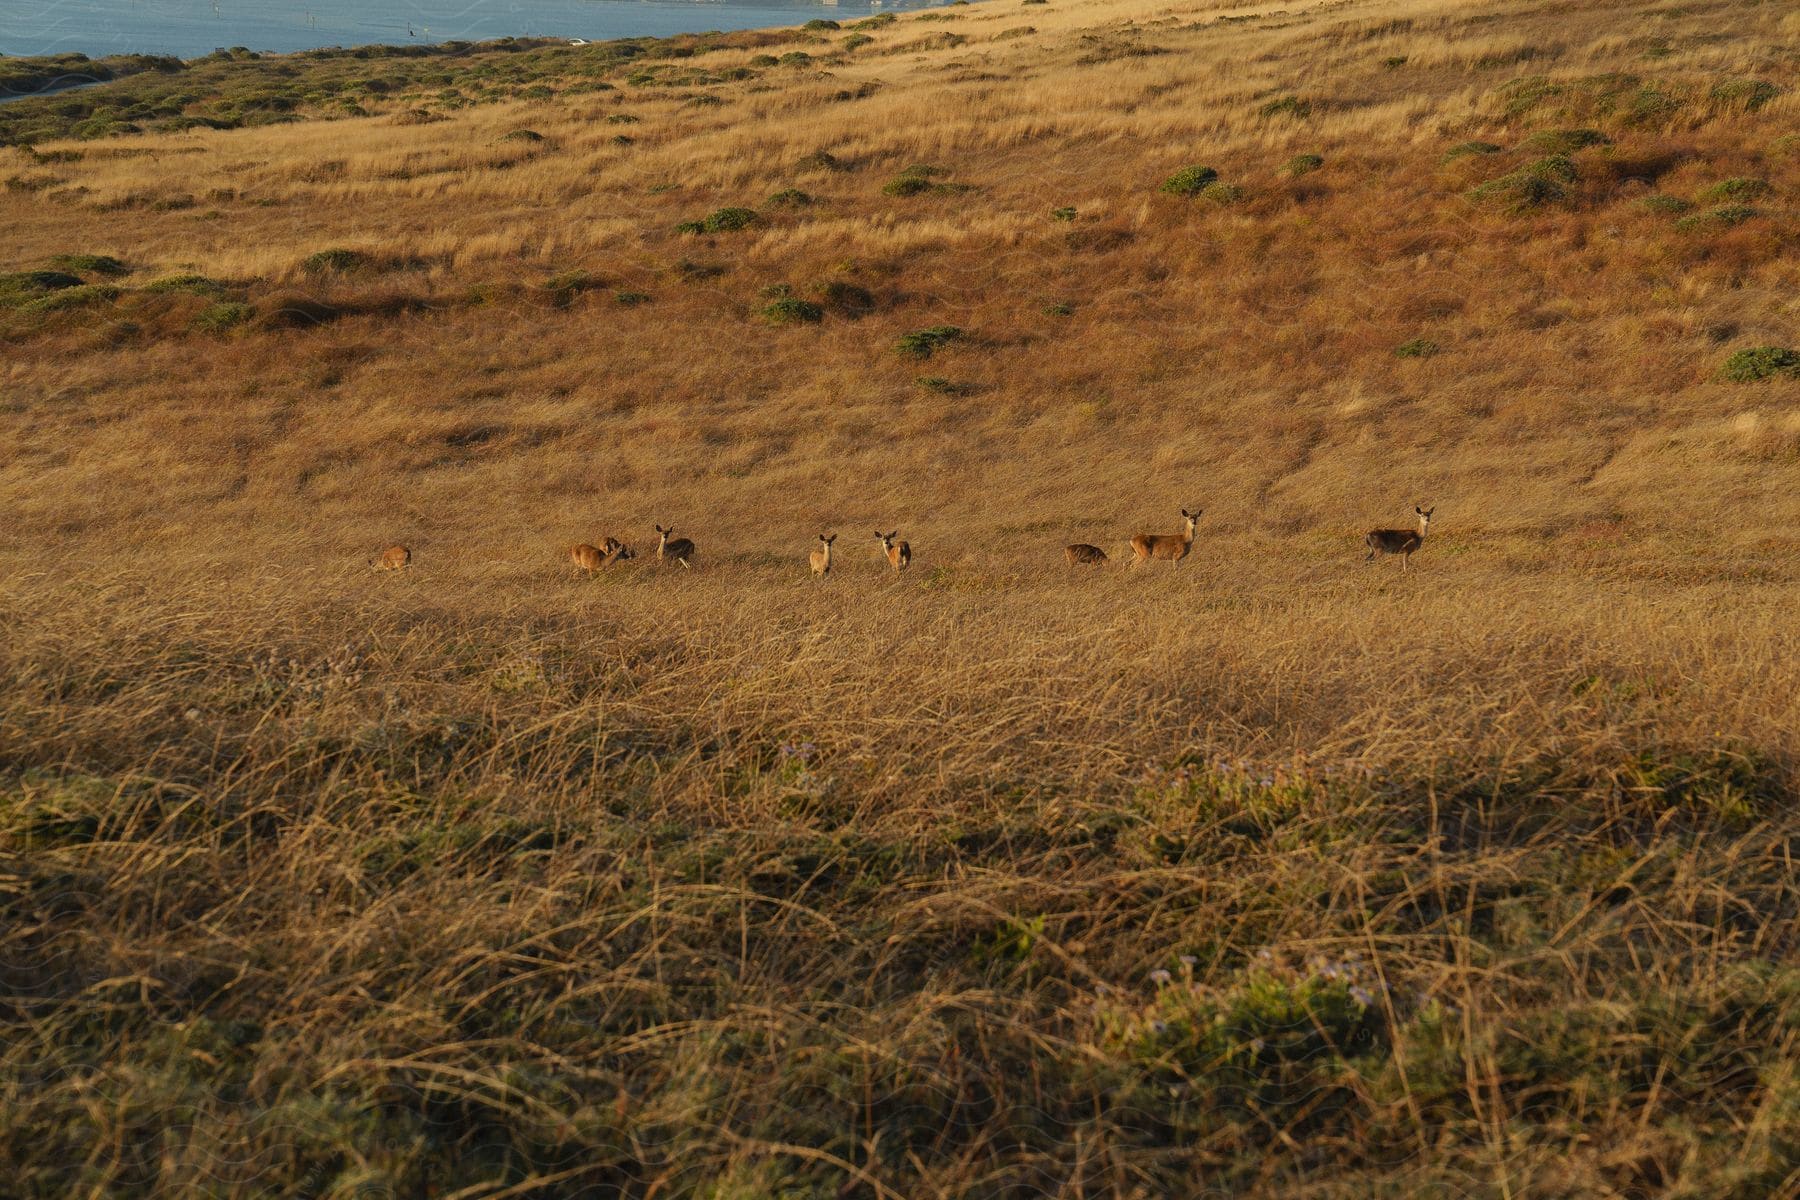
[369,506,1436,576]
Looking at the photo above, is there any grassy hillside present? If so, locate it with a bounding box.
[3,0,1799,1194]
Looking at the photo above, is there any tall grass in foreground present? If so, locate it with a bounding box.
[3,566,1798,1196]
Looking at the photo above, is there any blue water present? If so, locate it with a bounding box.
[1,0,935,60]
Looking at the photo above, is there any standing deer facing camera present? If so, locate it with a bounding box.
[1364,506,1434,571]
[654,524,695,568]
[370,544,411,571]
[875,530,911,574]
[809,533,836,576]
[1130,508,1199,567]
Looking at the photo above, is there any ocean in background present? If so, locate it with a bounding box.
[2,0,938,61]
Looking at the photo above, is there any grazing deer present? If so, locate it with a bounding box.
[1130,508,1200,567]
[1364,506,1434,571]
[571,540,633,574]
[809,533,836,576]
[654,524,695,568]
[875,530,911,574]
[370,544,411,571]
[1065,543,1108,566]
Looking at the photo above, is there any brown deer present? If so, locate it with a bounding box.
[809,533,836,576]
[1364,506,1434,571]
[571,540,633,573]
[654,524,695,568]
[1130,508,1199,567]
[875,530,911,574]
[1065,543,1108,566]
[370,544,411,571]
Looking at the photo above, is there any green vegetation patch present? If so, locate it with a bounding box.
[1442,141,1502,162]
[49,253,129,277]
[1159,164,1219,196]
[759,297,823,324]
[1468,154,1578,212]
[679,206,758,234]
[1673,205,1760,233]
[1697,177,1770,204]
[1719,347,1800,383]
[193,301,255,332]
[1258,95,1311,119]
[1521,128,1609,154]
[896,325,963,357]
[143,274,228,296]
[302,247,369,273]
[1709,78,1779,112]
[1283,153,1324,176]
[1394,338,1440,359]
[0,270,85,306]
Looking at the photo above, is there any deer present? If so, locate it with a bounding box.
[570,540,633,574]
[654,524,695,568]
[1364,506,1434,571]
[370,544,411,571]
[809,533,837,576]
[1065,543,1108,566]
[1130,508,1199,567]
[875,530,911,574]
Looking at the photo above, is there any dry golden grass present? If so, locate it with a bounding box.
[3,0,1800,1194]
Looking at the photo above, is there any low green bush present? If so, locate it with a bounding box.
[1052,206,1077,221]
[760,297,824,324]
[1160,164,1218,196]
[843,34,874,50]
[193,301,254,331]
[1395,338,1440,359]
[1468,155,1578,212]
[49,253,128,276]
[1284,153,1324,176]
[1258,95,1311,119]
[143,274,227,295]
[1521,128,1608,154]
[767,187,813,206]
[1696,178,1769,204]
[615,290,651,306]
[1718,347,1799,383]
[1709,79,1779,111]
[1673,205,1759,233]
[897,325,962,357]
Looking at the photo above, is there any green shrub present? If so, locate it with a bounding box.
[21,283,120,313]
[882,164,965,197]
[1709,79,1779,111]
[679,207,758,234]
[852,12,896,26]
[0,270,84,306]
[1521,128,1609,154]
[767,187,813,207]
[303,248,367,273]
[143,274,227,295]
[798,149,847,172]
[1468,155,1578,212]
[500,128,543,142]
[1442,141,1502,162]
[1200,182,1245,204]
[1395,338,1440,359]
[749,55,779,67]
[1052,206,1077,221]
[615,290,651,306]
[1258,95,1311,119]
[606,113,640,124]
[49,253,128,276]
[1160,164,1218,196]
[1284,153,1324,176]
[804,18,840,30]
[193,301,254,332]
[760,297,824,324]
[1382,55,1407,69]
[1697,178,1770,204]
[778,52,813,66]
[843,34,874,50]
[1673,205,1759,233]
[1043,301,1074,316]
[896,325,962,357]
[1719,347,1800,383]
[915,376,968,395]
